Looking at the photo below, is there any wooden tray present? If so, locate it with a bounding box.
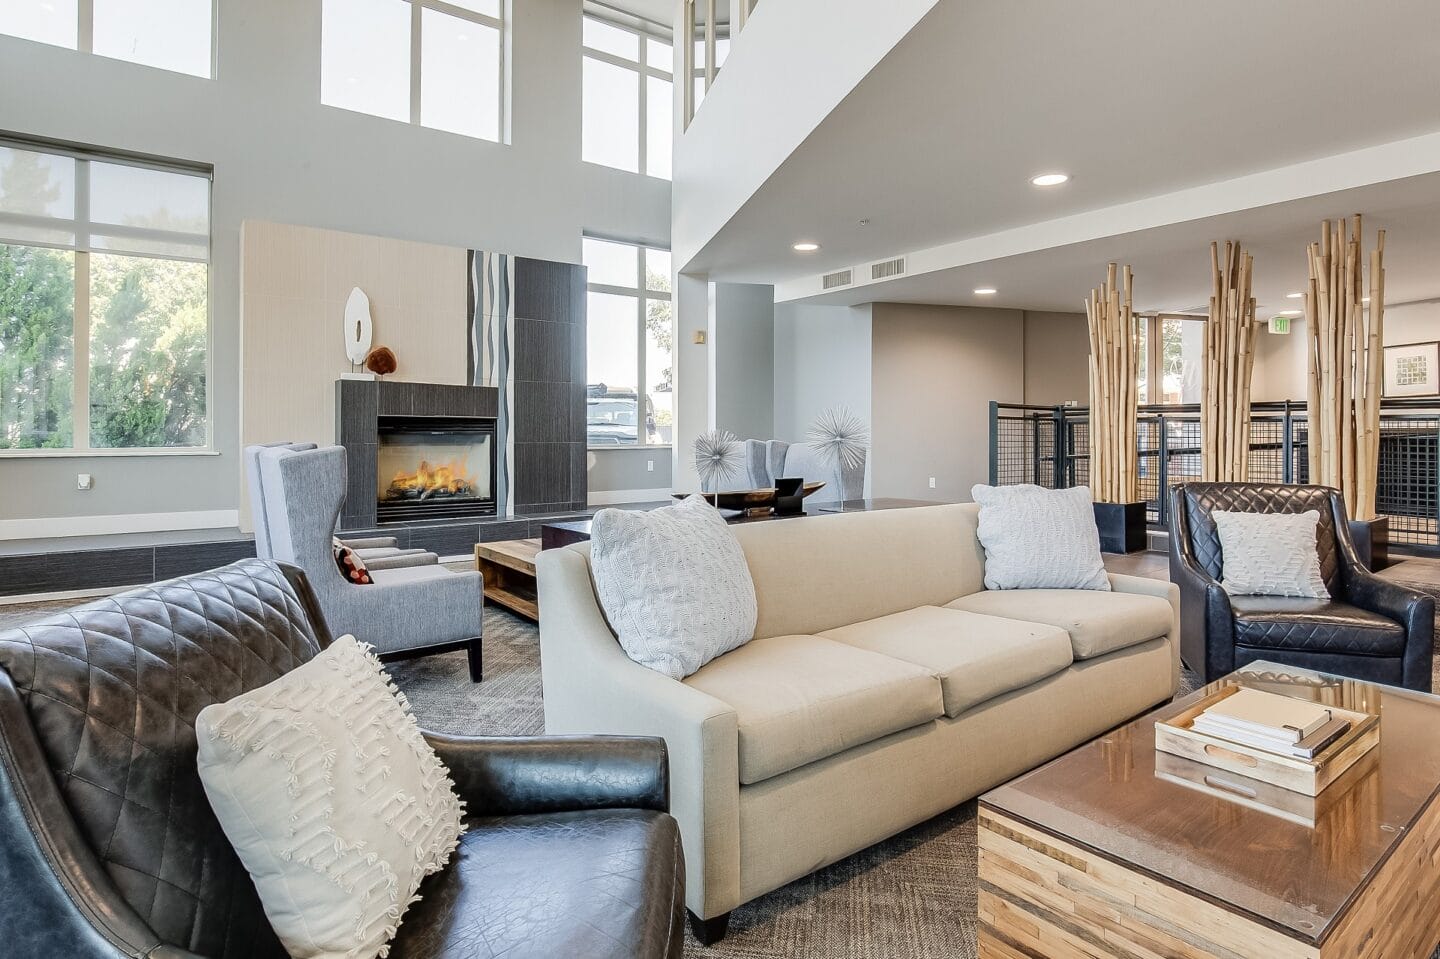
[1154,745,1381,827]
[1155,684,1379,797]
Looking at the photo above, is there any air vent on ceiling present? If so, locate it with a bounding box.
[871,256,906,281]
[822,269,853,290]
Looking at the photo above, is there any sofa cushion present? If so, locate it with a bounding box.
[683,634,944,784]
[1229,596,1405,656]
[818,606,1073,717]
[947,588,1172,660]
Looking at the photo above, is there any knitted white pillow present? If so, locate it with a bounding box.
[590,494,758,679]
[970,483,1111,591]
[1212,509,1331,598]
[195,636,464,959]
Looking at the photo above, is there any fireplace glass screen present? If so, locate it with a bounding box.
[376,423,496,521]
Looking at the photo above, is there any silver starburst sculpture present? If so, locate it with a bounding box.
[694,429,742,494]
[807,406,870,470]
[807,406,870,511]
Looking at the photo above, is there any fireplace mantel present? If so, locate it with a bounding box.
[336,379,499,530]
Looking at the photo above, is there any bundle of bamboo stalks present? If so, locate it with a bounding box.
[1201,241,1258,482]
[1085,263,1138,504]
[1305,216,1385,521]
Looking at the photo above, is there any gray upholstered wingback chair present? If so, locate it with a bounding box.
[244,442,439,571]
[256,444,485,681]
[752,439,866,505]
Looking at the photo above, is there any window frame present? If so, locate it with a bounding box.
[583,234,672,450]
[0,0,218,78]
[322,0,510,144]
[0,137,215,458]
[581,10,673,179]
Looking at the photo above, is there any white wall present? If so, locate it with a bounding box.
[713,282,776,440]
[0,0,670,531]
[772,303,873,443]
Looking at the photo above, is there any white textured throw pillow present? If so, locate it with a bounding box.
[196,636,465,959]
[1212,509,1330,598]
[591,494,758,679]
[970,484,1111,591]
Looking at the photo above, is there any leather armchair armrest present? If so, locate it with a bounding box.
[1344,569,1435,689]
[422,733,670,817]
[1167,490,1236,682]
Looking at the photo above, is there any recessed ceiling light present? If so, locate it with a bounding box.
[792,241,820,253]
[1286,291,1304,299]
[974,287,998,295]
[1030,173,1069,187]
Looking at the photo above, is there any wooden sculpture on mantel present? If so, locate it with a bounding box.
[1305,215,1385,523]
[1201,241,1258,482]
[1085,263,1139,505]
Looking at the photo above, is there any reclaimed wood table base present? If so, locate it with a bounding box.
[474,539,540,621]
[978,662,1440,959]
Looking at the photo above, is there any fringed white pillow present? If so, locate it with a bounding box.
[196,636,464,959]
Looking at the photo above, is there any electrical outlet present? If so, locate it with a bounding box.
[928,477,937,489]
[77,473,93,491]
[647,460,654,472]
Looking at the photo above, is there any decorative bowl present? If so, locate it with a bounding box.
[674,481,825,512]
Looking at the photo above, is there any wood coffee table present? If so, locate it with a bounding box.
[979,662,1440,958]
[473,539,540,621]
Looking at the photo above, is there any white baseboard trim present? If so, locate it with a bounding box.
[588,487,672,507]
[0,509,241,541]
[0,585,126,606]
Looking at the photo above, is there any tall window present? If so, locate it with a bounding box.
[582,14,673,179]
[1136,314,1204,405]
[0,142,210,452]
[0,0,214,77]
[583,237,672,447]
[322,0,506,143]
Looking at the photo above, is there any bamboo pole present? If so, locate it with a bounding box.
[1304,216,1385,520]
[1201,240,1257,482]
[1085,263,1138,504]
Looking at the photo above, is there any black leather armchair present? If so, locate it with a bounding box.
[0,559,684,959]
[1169,482,1433,690]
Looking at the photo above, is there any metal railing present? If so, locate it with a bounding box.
[989,399,1440,552]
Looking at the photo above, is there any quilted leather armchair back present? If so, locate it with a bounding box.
[1176,482,1343,595]
[0,559,329,959]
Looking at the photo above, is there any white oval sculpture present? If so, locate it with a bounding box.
[344,287,373,366]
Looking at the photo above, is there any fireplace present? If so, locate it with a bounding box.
[376,416,497,523]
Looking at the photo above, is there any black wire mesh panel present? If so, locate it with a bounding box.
[1136,416,1163,523]
[1247,416,1287,484]
[1376,415,1439,547]
[993,410,1053,487]
[1066,416,1090,489]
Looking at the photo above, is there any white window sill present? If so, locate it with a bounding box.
[587,445,673,452]
[0,448,220,459]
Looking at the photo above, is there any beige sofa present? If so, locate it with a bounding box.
[536,503,1179,933]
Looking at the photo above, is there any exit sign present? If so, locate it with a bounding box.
[1269,315,1292,334]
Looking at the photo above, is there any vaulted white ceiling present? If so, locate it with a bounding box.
[679,0,1440,311]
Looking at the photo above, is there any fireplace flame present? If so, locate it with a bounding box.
[387,459,476,499]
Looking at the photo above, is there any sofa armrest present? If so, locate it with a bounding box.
[1107,572,1182,690]
[1344,570,1435,689]
[422,733,669,815]
[361,551,440,571]
[341,536,399,550]
[536,545,741,920]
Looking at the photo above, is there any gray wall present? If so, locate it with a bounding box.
[587,447,674,496]
[0,0,669,528]
[713,282,776,441]
[870,303,1024,501]
[1022,310,1090,406]
[773,303,873,442]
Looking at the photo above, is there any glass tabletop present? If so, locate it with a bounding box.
[980,662,1440,942]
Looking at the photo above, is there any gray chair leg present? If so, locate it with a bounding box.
[467,638,483,683]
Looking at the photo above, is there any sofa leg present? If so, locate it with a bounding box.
[466,638,483,683]
[688,910,730,945]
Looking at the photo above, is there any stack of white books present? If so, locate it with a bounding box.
[1190,688,1352,761]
